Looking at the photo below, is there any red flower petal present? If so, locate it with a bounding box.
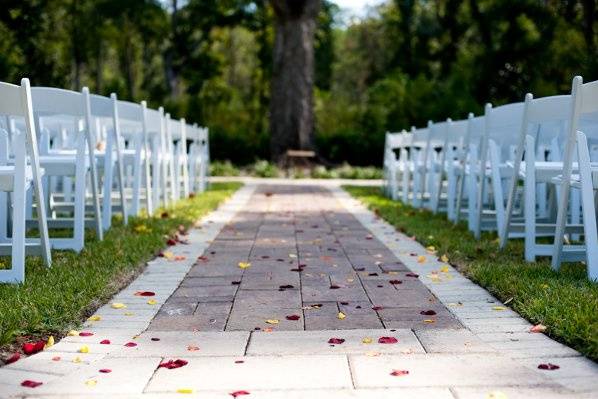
[198,256,209,262]
[406,273,419,278]
[167,238,177,246]
[328,338,345,344]
[134,291,155,296]
[100,339,111,345]
[124,342,137,347]
[151,337,161,341]
[79,332,94,337]
[329,285,340,289]
[390,369,409,377]
[231,281,241,285]
[538,363,560,370]
[159,359,189,369]
[389,280,402,285]
[378,336,398,344]
[21,380,43,388]
[230,390,250,397]
[285,315,300,321]
[372,306,384,311]
[420,310,437,316]
[235,360,245,364]
[99,369,112,373]
[22,341,45,355]
[5,353,20,364]
[279,285,294,289]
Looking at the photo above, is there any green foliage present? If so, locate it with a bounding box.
[0,183,240,347]
[1,1,597,165]
[345,185,598,360]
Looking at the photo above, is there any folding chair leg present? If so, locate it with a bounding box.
[524,135,537,262]
[576,131,598,280]
[11,136,27,282]
[102,135,114,230]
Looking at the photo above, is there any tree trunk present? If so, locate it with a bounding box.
[269,0,320,163]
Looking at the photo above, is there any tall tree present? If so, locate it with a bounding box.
[269,0,320,162]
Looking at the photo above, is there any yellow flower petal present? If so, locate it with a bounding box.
[88,315,101,321]
[177,388,194,394]
[163,251,175,260]
[440,254,449,263]
[238,262,251,269]
[45,336,55,349]
[486,391,508,399]
[423,319,435,323]
[265,319,279,324]
[78,345,89,353]
[337,312,346,320]
[362,337,373,344]
[493,306,506,311]
[426,245,436,252]
[111,303,126,309]
[417,255,426,263]
[147,299,157,305]
[67,330,80,336]
[440,265,450,273]
[72,356,82,363]
[85,379,97,386]
[124,312,134,316]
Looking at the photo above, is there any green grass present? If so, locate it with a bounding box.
[0,182,241,351]
[344,185,598,360]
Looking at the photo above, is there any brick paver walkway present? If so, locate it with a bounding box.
[149,185,460,332]
[1,181,596,399]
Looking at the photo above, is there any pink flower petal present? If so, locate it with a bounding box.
[124,342,137,347]
[230,390,250,397]
[390,369,409,377]
[79,332,94,337]
[328,338,345,344]
[378,336,398,344]
[21,380,43,388]
[99,339,111,345]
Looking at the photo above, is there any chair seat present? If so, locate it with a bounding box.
[39,154,86,175]
[0,165,34,191]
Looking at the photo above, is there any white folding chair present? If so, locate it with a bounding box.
[383,131,404,200]
[0,78,51,283]
[188,123,208,194]
[170,118,189,199]
[31,86,102,251]
[552,76,598,279]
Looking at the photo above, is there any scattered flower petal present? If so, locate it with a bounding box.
[72,356,82,363]
[85,379,97,386]
[440,254,449,263]
[111,303,126,309]
[238,262,251,269]
[21,380,43,388]
[151,337,161,341]
[372,306,384,311]
[177,388,194,394]
[337,312,346,320]
[378,337,398,344]
[159,359,189,369]
[285,315,300,321]
[486,391,508,399]
[389,279,402,285]
[423,319,435,323]
[67,330,80,336]
[530,324,547,333]
[124,342,137,347]
[405,273,419,278]
[538,363,560,370]
[45,336,55,348]
[100,339,111,345]
[78,345,89,353]
[230,390,250,397]
[147,299,158,305]
[417,255,426,263]
[22,341,45,355]
[99,369,111,373]
[265,319,279,325]
[187,345,200,352]
[420,310,437,316]
[5,353,20,364]
[493,306,506,311]
[362,337,373,344]
[328,338,345,344]
[390,369,409,377]
[88,315,101,321]
[79,332,94,337]
[52,356,61,361]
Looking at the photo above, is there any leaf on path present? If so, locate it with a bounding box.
[337,312,346,320]
[420,310,437,316]
[5,353,20,364]
[21,380,43,388]
[230,391,250,397]
[378,337,398,344]
[328,338,345,344]
[159,359,189,369]
[390,369,409,377]
[530,324,547,333]
[238,262,251,269]
[538,363,560,370]
[285,315,300,321]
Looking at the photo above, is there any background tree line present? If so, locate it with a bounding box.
[1,0,596,166]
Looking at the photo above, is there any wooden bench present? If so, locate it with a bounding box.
[284,149,316,176]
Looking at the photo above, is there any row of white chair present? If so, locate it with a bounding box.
[0,78,210,283]
[383,76,598,280]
